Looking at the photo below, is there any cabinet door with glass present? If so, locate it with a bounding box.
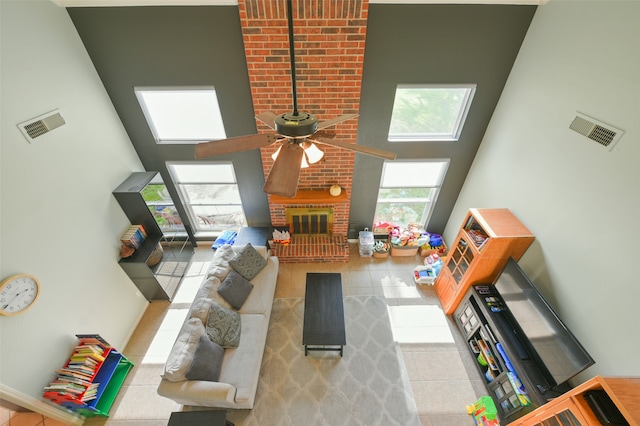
[447,232,475,284]
[516,399,589,426]
[435,208,534,315]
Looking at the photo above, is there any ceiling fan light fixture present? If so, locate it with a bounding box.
[272,143,316,169]
[302,141,324,164]
[300,154,310,169]
[271,145,282,162]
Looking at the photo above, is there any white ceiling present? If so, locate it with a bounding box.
[52,0,546,7]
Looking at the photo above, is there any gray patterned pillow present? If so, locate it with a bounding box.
[229,243,267,280]
[217,270,254,310]
[206,303,241,348]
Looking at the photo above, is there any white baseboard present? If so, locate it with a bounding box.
[0,384,84,425]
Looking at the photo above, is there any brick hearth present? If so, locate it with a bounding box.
[272,235,350,263]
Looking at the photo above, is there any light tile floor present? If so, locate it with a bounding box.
[14,243,485,425]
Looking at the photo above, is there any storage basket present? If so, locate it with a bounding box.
[373,250,389,259]
[419,242,448,257]
[146,243,164,267]
[390,244,419,257]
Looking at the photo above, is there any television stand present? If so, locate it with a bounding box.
[454,285,569,423]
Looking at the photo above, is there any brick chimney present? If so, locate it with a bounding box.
[238,0,369,237]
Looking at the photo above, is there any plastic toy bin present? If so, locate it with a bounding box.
[359,230,374,257]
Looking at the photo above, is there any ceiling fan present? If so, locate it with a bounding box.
[195,0,397,197]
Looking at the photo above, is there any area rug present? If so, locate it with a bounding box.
[225,296,420,426]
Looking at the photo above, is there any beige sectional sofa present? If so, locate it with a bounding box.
[157,244,279,409]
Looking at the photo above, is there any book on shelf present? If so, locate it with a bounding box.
[120,224,147,249]
[44,381,100,402]
[76,334,111,347]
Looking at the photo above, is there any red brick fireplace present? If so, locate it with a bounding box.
[237,0,368,261]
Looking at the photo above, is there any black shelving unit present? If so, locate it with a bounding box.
[113,172,193,301]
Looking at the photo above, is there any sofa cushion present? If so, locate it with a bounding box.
[206,244,236,280]
[217,270,253,310]
[238,257,278,314]
[185,335,224,382]
[162,318,205,382]
[206,303,241,348]
[219,313,268,403]
[229,243,267,280]
[188,297,216,323]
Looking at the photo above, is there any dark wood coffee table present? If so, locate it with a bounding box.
[303,272,346,356]
[168,410,233,425]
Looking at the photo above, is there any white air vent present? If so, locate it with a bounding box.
[18,109,65,143]
[569,112,623,151]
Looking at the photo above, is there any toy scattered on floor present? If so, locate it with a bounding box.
[413,266,436,285]
[466,396,499,426]
[389,224,424,246]
[424,253,444,275]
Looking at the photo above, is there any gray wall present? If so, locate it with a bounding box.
[67,4,535,238]
[68,6,272,231]
[351,4,536,235]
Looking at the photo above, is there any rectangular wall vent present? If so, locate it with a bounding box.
[18,109,65,143]
[569,112,623,151]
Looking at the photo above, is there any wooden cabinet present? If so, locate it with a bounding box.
[113,172,193,301]
[435,208,534,315]
[509,375,640,426]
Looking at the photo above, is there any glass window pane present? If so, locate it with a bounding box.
[135,87,226,143]
[388,84,475,141]
[374,201,427,227]
[382,161,447,187]
[193,206,247,230]
[378,188,434,200]
[170,163,236,184]
[167,162,247,234]
[182,184,242,204]
[141,183,171,203]
[150,205,183,232]
[373,160,448,229]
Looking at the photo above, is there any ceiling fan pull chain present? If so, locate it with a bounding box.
[286,0,298,117]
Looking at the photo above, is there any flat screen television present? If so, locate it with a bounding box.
[493,258,595,388]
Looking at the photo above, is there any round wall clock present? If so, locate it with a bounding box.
[0,274,41,316]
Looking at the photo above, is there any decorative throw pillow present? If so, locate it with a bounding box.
[185,335,225,382]
[162,318,205,382]
[217,270,254,310]
[206,303,241,348]
[195,279,233,311]
[229,243,267,280]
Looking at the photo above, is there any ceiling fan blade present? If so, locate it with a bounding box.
[263,143,303,197]
[195,134,277,159]
[255,111,279,130]
[312,137,397,160]
[316,114,357,130]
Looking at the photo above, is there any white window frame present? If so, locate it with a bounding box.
[374,160,449,230]
[166,162,246,235]
[135,86,226,144]
[388,84,476,142]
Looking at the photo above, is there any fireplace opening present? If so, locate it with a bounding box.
[286,207,333,235]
